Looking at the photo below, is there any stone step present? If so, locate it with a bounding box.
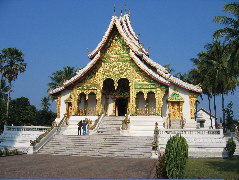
[38,116,152,158]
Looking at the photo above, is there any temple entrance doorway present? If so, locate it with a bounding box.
[115,78,130,116]
[102,78,130,116]
[67,102,72,118]
[102,78,115,116]
[116,98,128,116]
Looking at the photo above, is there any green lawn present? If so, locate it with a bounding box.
[185,156,239,178]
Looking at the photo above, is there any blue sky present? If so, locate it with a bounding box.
[0,0,238,119]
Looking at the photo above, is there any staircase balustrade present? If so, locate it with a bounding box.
[159,129,223,137]
[57,114,68,132]
[152,122,159,152]
[88,114,105,134]
[121,114,130,130]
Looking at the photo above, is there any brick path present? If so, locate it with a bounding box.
[0,154,157,178]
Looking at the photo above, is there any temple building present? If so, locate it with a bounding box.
[49,12,202,133]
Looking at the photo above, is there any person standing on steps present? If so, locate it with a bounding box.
[82,120,88,135]
[77,120,83,135]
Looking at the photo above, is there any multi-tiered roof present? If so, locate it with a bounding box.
[49,13,202,95]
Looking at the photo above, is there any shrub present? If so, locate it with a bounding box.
[165,134,188,178]
[155,153,167,178]
[225,137,236,158]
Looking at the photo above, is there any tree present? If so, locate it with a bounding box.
[8,97,37,126]
[213,2,239,76]
[48,66,78,90]
[224,101,237,132]
[35,110,56,126]
[189,41,238,129]
[0,48,27,118]
[41,96,50,111]
[0,79,8,101]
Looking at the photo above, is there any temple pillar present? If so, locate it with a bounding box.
[56,96,61,118]
[96,89,102,115]
[155,89,163,116]
[190,92,198,119]
[113,97,116,116]
[129,83,136,115]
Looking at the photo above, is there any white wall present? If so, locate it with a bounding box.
[197,110,216,129]
[59,90,70,119]
[78,94,86,110]
[148,93,156,110]
[107,95,114,116]
[162,93,169,119]
[87,94,96,115]
[137,93,146,109]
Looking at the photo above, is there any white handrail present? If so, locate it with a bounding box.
[159,129,223,137]
[89,114,105,134]
[4,125,51,132]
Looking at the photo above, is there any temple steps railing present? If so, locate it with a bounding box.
[89,114,105,135]
[159,129,223,138]
[32,115,68,153]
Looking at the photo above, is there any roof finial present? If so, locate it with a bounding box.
[120,10,123,16]
[128,9,131,17]
[124,4,127,15]
[114,5,116,16]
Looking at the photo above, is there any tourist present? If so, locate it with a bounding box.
[82,120,88,135]
[77,120,83,135]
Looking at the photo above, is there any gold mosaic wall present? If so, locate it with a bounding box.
[66,29,167,115]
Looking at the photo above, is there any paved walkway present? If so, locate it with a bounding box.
[0,154,157,178]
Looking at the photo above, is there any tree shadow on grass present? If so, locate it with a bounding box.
[205,156,239,174]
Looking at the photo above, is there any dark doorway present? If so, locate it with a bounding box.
[116,98,128,116]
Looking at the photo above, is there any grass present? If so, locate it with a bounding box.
[184,156,239,178]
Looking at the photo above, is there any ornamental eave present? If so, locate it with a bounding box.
[129,50,170,86]
[88,14,149,59]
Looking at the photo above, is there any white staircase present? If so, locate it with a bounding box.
[38,116,153,158]
[129,116,163,136]
[62,116,98,135]
[158,129,227,158]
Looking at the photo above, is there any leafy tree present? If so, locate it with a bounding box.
[213,2,239,76]
[0,98,6,127]
[189,41,238,129]
[0,79,8,101]
[35,110,56,126]
[41,96,50,111]
[7,97,37,126]
[36,96,56,126]
[0,48,27,118]
[224,101,237,132]
[48,66,79,90]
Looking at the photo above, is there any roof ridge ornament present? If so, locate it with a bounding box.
[114,5,116,16]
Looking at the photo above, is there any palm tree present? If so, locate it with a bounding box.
[48,66,79,90]
[213,2,239,75]
[190,41,238,129]
[0,79,9,101]
[0,48,27,118]
[41,96,51,111]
